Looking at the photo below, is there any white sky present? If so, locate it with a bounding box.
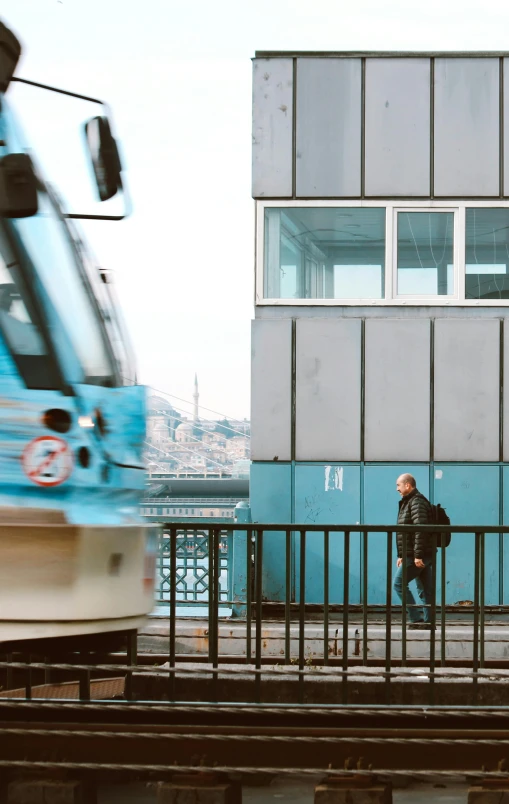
[2,0,509,418]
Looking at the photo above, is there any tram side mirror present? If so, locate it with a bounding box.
[84,116,123,202]
[0,21,22,91]
[0,153,38,218]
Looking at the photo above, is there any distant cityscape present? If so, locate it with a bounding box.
[144,376,251,479]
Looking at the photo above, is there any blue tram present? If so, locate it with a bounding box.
[0,19,155,641]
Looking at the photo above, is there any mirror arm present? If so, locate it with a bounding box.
[11,76,108,110]
[11,77,129,221]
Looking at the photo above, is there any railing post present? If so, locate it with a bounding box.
[232,502,251,618]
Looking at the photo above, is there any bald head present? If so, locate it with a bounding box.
[396,474,416,497]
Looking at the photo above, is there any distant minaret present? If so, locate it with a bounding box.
[193,373,199,422]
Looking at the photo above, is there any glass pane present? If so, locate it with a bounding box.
[264,208,385,299]
[397,212,454,296]
[466,209,509,300]
[13,190,116,385]
[0,227,45,357]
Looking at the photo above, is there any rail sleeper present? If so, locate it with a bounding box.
[468,787,509,803]
[314,779,392,804]
[157,774,240,804]
[7,779,93,804]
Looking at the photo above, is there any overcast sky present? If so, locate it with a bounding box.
[3,0,509,419]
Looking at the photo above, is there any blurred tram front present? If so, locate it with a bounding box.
[0,19,156,645]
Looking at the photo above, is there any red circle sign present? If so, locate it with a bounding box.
[21,436,73,487]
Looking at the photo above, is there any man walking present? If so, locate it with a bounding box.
[394,474,433,630]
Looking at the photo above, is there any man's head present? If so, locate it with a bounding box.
[396,473,416,497]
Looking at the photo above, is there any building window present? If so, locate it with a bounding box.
[396,211,454,297]
[264,207,386,300]
[465,209,509,300]
[259,200,509,305]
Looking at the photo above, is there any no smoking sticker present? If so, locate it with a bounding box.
[22,436,73,487]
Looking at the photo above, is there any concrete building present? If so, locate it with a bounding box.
[250,52,509,605]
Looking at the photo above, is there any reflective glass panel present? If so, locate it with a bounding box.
[13,190,116,385]
[466,209,509,300]
[397,212,454,296]
[0,229,45,357]
[0,224,61,389]
[264,208,385,299]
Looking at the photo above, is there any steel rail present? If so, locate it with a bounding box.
[0,760,504,780]
[5,724,509,745]
[4,701,509,717]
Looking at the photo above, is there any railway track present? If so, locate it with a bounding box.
[1,645,509,783]
[1,701,509,778]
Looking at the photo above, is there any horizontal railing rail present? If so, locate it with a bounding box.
[159,524,509,532]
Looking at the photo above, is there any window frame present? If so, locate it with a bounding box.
[256,199,509,306]
[392,206,460,302]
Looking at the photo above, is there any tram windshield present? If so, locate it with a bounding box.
[0,96,136,388]
[0,220,62,389]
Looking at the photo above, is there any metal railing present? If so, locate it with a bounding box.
[1,522,509,710]
[0,524,508,786]
[156,527,232,607]
[144,497,243,505]
[157,522,509,705]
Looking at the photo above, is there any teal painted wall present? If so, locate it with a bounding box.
[253,461,505,605]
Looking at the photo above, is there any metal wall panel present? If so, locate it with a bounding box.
[294,464,361,604]
[504,59,509,195]
[364,464,430,605]
[434,58,500,196]
[434,465,499,604]
[364,320,430,461]
[365,59,430,196]
[250,462,293,602]
[501,466,509,603]
[503,320,509,461]
[252,58,293,198]
[434,320,499,461]
[296,319,361,460]
[251,319,292,461]
[296,59,361,197]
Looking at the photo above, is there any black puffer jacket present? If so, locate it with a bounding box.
[397,489,432,559]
